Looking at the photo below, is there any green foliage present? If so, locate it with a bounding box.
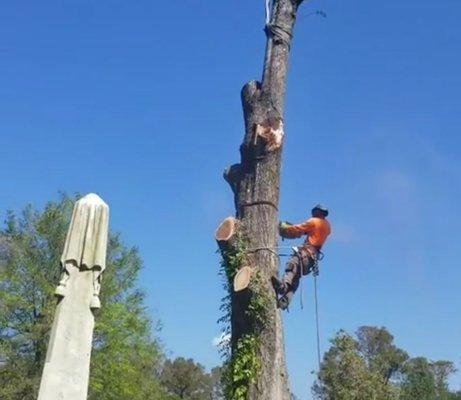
[430,360,457,400]
[217,231,247,344]
[217,228,271,400]
[0,197,74,398]
[400,357,436,400]
[246,270,271,330]
[313,327,459,400]
[356,326,408,383]
[209,366,225,400]
[448,392,461,400]
[313,330,397,400]
[160,357,212,399]
[219,232,247,290]
[222,335,260,400]
[221,273,270,400]
[0,194,168,400]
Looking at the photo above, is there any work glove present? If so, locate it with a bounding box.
[279,221,291,230]
[278,221,291,238]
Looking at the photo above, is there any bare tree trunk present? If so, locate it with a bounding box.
[220,1,304,399]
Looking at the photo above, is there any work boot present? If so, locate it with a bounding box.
[271,276,287,295]
[278,291,294,310]
[277,295,290,311]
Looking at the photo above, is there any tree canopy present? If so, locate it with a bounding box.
[0,194,168,400]
[313,330,397,400]
[314,327,458,400]
[160,357,223,399]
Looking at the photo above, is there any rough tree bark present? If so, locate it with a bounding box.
[221,1,305,399]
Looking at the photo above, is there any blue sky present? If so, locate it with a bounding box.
[1,0,460,398]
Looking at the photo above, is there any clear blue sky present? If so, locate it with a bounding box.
[1,1,460,398]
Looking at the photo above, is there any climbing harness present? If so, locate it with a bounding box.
[292,245,320,310]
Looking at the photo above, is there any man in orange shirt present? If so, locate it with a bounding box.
[272,204,331,310]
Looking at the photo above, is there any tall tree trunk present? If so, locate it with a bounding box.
[221,1,304,398]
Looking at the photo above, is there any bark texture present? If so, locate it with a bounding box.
[223,1,303,398]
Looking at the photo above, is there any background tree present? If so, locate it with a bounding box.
[400,357,436,400]
[313,330,397,400]
[209,366,224,400]
[314,327,460,400]
[160,357,212,399]
[448,392,461,400]
[356,326,408,384]
[0,194,168,400]
[430,360,457,400]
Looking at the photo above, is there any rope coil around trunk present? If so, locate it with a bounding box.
[264,0,293,47]
[239,200,279,211]
[265,23,293,47]
[246,246,280,258]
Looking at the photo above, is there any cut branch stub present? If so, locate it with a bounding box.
[215,216,238,243]
[223,164,242,195]
[254,118,284,152]
[233,266,252,292]
[215,217,239,259]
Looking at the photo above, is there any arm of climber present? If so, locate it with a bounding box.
[280,219,314,239]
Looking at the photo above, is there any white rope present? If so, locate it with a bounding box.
[299,263,304,309]
[314,274,321,371]
[292,246,304,310]
[265,0,272,24]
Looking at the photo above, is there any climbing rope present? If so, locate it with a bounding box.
[292,247,304,310]
[264,0,292,47]
[245,245,302,263]
[239,200,279,212]
[243,243,323,369]
[246,246,279,258]
[265,0,272,24]
[314,273,322,371]
[299,262,304,309]
[265,23,293,47]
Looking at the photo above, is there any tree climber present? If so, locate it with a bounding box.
[272,204,331,310]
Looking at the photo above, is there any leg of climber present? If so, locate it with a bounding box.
[272,255,295,294]
[278,270,301,310]
[272,250,304,293]
[273,253,302,310]
[283,254,301,291]
[272,247,318,310]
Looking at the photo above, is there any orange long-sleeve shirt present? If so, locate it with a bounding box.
[282,217,331,249]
